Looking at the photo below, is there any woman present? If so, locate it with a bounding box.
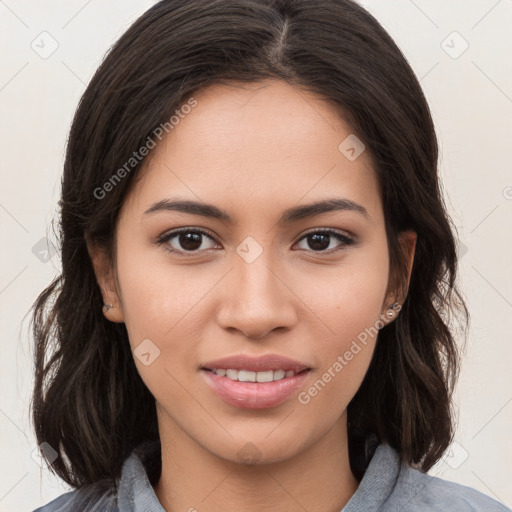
[30,0,510,510]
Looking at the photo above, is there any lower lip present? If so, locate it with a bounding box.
[200,369,311,409]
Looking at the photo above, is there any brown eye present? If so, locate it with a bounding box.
[176,232,203,251]
[295,229,355,253]
[157,228,219,256]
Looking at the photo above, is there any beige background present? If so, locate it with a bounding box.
[0,0,511,510]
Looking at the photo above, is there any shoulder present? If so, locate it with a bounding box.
[31,491,76,512]
[31,482,118,512]
[394,464,511,512]
[31,440,161,512]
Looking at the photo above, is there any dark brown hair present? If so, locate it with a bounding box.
[31,0,468,496]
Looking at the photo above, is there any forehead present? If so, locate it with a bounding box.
[123,79,383,226]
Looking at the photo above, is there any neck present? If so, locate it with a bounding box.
[154,412,359,512]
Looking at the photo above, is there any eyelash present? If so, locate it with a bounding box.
[155,227,355,258]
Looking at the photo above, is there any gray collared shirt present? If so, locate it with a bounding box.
[33,442,510,511]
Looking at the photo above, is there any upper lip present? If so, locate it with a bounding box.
[201,354,311,373]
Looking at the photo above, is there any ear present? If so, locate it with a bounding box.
[397,230,417,294]
[86,237,125,323]
[381,230,417,322]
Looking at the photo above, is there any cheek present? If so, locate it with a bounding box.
[114,242,219,396]
[295,241,389,405]
[295,238,390,343]
[114,248,199,406]
[115,239,206,343]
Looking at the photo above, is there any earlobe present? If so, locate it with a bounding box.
[101,302,124,323]
[86,238,125,323]
[381,300,402,326]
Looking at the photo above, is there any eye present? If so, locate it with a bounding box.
[156,227,355,257]
[156,228,219,256]
[294,228,355,253]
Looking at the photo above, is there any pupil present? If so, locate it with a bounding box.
[180,232,202,251]
[309,233,329,251]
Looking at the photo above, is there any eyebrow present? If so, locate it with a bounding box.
[144,197,370,225]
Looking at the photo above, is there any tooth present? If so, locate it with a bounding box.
[238,370,256,382]
[256,370,274,383]
[226,369,239,380]
[217,369,297,382]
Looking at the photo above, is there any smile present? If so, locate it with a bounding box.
[200,368,312,409]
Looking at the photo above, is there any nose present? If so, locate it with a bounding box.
[216,254,298,340]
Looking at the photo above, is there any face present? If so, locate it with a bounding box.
[91,79,416,465]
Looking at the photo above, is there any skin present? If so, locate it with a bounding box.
[89,79,416,512]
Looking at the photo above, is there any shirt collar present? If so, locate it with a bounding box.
[116,440,400,512]
[117,440,165,512]
[341,444,401,512]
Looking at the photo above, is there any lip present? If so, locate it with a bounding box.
[200,368,312,409]
[199,353,313,410]
[200,353,311,373]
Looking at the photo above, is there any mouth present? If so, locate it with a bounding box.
[199,366,312,410]
[199,353,313,409]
